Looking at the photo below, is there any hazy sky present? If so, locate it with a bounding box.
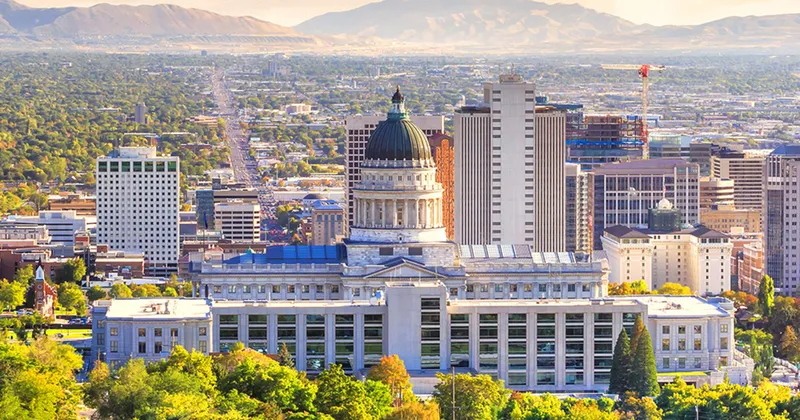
[18,0,800,27]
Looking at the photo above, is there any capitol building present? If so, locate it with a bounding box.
[92,89,752,392]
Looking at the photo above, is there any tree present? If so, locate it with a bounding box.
[615,392,662,419]
[433,372,510,420]
[278,342,294,368]
[367,355,413,406]
[609,280,649,296]
[131,284,162,297]
[499,392,564,420]
[162,287,178,297]
[12,265,34,285]
[630,316,660,397]
[630,315,646,355]
[609,328,633,395]
[779,325,800,362]
[656,282,692,295]
[387,400,440,420]
[758,274,775,318]
[28,192,49,213]
[0,279,25,311]
[109,283,133,299]
[54,258,86,284]
[57,282,87,316]
[317,363,392,420]
[87,285,107,302]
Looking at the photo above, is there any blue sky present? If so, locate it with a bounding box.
[18,0,800,27]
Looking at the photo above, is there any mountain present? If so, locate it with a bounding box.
[296,0,800,52]
[0,0,318,46]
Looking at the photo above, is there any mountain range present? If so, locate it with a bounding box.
[0,0,799,53]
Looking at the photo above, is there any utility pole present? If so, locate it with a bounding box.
[695,404,699,420]
[451,366,456,420]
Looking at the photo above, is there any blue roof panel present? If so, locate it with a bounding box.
[224,245,345,265]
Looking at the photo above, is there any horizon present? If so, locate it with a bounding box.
[14,0,800,27]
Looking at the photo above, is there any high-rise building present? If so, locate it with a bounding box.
[454,75,566,249]
[566,115,645,170]
[699,177,735,210]
[345,112,443,231]
[311,201,345,246]
[565,164,590,254]
[96,147,179,275]
[589,159,700,250]
[764,145,800,294]
[214,201,261,242]
[453,106,491,244]
[712,149,766,211]
[134,102,148,125]
[428,133,455,241]
[195,189,215,229]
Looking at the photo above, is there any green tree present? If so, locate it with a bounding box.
[433,372,510,420]
[132,283,162,297]
[0,279,26,311]
[758,274,775,318]
[615,392,662,419]
[109,282,133,298]
[87,285,107,302]
[278,342,295,368]
[779,325,800,362]
[499,392,564,420]
[12,265,34,285]
[28,192,49,213]
[630,316,660,397]
[162,287,178,297]
[367,354,413,406]
[57,282,87,316]
[386,400,440,420]
[316,364,392,420]
[54,258,86,284]
[656,282,692,295]
[609,328,633,395]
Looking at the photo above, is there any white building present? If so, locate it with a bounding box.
[96,147,180,276]
[712,149,765,211]
[566,163,591,254]
[91,89,750,393]
[4,211,90,246]
[602,223,733,296]
[454,76,566,250]
[214,201,261,242]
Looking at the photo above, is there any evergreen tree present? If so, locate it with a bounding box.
[277,342,294,368]
[630,317,660,396]
[630,315,646,355]
[609,329,632,394]
[758,274,775,318]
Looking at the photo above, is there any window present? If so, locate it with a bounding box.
[662,325,670,335]
[694,358,702,369]
[199,340,207,353]
[138,342,147,354]
[662,339,671,351]
[678,325,686,334]
[663,358,670,369]
[379,247,393,256]
[110,327,118,336]
[694,325,702,334]
[409,247,423,256]
[138,328,146,337]
[288,285,296,294]
[694,338,702,351]
[272,285,281,294]
[154,342,163,354]
[494,284,503,293]
[228,285,236,293]
[721,324,729,333]
[679,357,686,369]
[154,328,162,337]
[110,340,118,353]
[720,337,729,349]
[199,327,207,337]
[678,339,686,351]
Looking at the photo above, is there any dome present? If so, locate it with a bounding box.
[363,87,433,163]
[657,198,674,210]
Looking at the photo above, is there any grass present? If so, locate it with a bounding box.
[4,329,92,341]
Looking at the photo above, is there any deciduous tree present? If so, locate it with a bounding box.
[433,372,510,420]
[367,354,413,406]
[0,279,25,311]
[758,274,775,318]
[109,282,133,298]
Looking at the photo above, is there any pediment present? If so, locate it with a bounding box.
[364,259,446,279]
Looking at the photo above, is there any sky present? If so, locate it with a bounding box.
[17,0,800,27]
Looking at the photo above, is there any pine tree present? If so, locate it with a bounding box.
[758,275,775,318]
[630,315,646,355]
[277,342,294,368]
[630,317,660,396]
[609,329,632,394]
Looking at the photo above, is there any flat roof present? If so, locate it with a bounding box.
[212,300,384,309]
[608,296,730,318]
[105,298,211,320]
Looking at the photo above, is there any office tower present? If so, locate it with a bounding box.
[590,159,700,249]
[565,163,590,253]
[454,75,565,249]
[699,177,735,210]
[195,189,214,228]
[764,145,800,294]
[214,201,261,242]
[712,149,766,211]
[345,113,443,230]
[134,102,148,124]
[96,147,179,275]
[453,106,491,244]
[311,201,345,245]
[428,133,455,241]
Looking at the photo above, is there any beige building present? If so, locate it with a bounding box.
[739,243,763,294]
[711,150,765,211]
[699,177,735,210]
[454,75,566,250]
[214,201,261,242]
[601,225,732,296]
[311,201,345,246]
[700,204,761,233]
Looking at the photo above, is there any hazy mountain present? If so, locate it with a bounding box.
[296,0,800,52]
[0,0,315,42]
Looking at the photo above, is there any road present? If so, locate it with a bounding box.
[210,69,287,243]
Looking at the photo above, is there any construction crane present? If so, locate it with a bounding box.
[600,64,665,157]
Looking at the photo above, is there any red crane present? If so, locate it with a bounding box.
[601,64,666,157]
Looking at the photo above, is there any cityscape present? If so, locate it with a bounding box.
[0,1,799,419]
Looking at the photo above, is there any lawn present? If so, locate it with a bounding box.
[3,329,92,341]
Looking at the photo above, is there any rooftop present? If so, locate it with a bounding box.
[593,158,695,175]
[224,245,345,265]
[103,298,212,320]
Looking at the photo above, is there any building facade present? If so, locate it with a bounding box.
[453,106,492,244]
[428,133,455,241]
[590,159,700,250]
[700,205,761,234]
[764,145,800,295]
[566,163,591,254]
[4,211,89,246]
[214,201,261,242]
[712,150,765,211]
[311,201,345,246]
[96,147,180,276]
[699,177,735,210]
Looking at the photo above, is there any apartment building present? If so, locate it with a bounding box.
[214,201,261,242]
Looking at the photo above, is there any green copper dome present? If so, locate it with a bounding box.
[363,87,433,163]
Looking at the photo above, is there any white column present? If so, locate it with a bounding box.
[391,200,397,227]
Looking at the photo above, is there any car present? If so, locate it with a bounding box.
[16,309,33,316]
[68,318,82,325]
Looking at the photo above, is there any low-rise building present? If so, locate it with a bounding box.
[214,201,261,242]
[739,243,763,294]
[4,211,91,246]
[700,204,761,234]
